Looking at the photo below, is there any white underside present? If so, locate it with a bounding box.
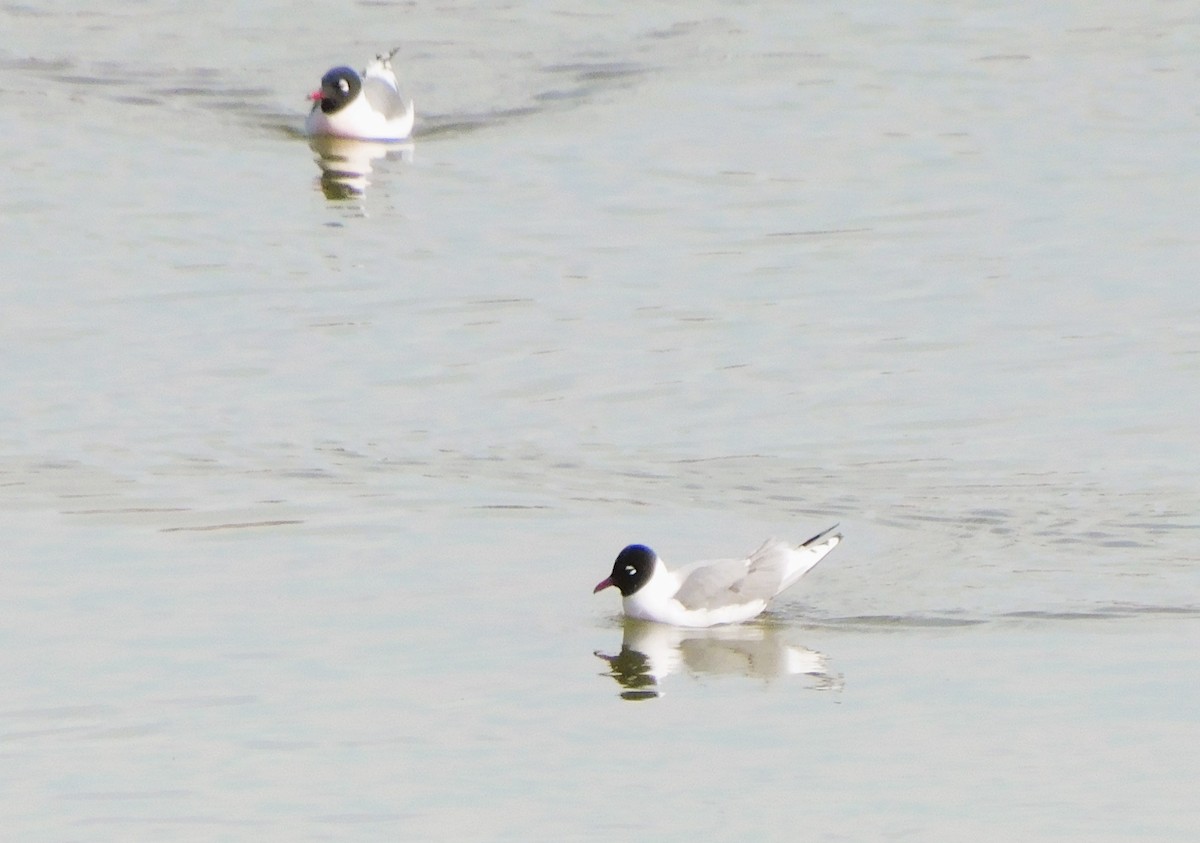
[623,586,768,627]
[306,93,414,142]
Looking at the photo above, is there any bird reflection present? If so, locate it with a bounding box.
[308,135,413,199]
[595,619,841,700]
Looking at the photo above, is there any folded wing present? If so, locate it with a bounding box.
[363,76,410,120]
[673,541,790,611]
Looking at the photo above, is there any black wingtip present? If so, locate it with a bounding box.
[801,523,841,546]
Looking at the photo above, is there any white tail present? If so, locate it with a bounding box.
[781,524,842,591]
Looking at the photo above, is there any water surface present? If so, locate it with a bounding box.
[3,1,1199,839]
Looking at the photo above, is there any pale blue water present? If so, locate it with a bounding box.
[3,1,1199,840]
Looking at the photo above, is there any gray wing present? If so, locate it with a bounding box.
[363,77,410,120]
[673,544,788,611]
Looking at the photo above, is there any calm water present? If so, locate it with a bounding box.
[3,1,1199,840]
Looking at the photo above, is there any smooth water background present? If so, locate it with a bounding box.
[3,1,1199,840]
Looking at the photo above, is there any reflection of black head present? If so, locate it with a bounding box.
[595,646,660,701]
[610,545,656,596]
[319,67,361,114]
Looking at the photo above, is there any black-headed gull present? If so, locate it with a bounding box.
[305,48,414,142]
[593,525,842,627]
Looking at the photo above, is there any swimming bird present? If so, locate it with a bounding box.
[593,525,842,628]
[305,48,414,141]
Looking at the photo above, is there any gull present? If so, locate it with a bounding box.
[594,525,842,627]
[305,47,414,141]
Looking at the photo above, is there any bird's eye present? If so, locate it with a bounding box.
[338,79,349,93]
[624,565,637,575]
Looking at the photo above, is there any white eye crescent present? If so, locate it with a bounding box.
[625,565,637,575]
[338,79,350,93]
